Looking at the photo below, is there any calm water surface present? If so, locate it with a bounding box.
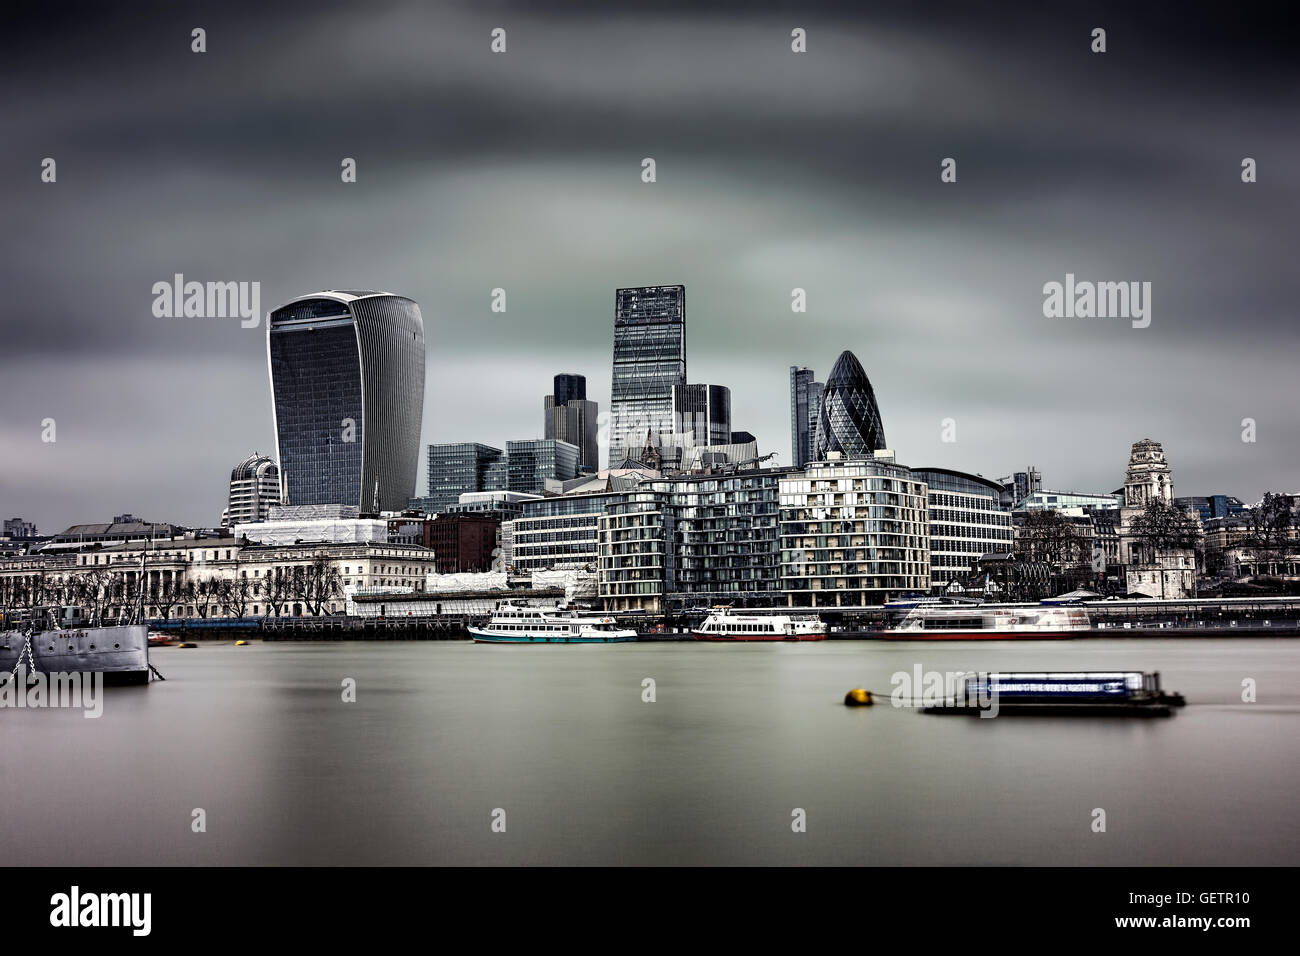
[3,639,1297,865]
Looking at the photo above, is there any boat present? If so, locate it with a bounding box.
[0,611,151,685]
[888,604,1089,640]
[882,593,958,610]
[922,671,1186,717]
[468,602,638,644]
[692,607,827,641]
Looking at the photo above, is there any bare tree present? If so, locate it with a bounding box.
[1128,500,1202,598]
[302,555,343,616]
[263,567,292,617]
[194,576,221,619]
[1245,492,1297,577]
[215,574,253,618]
[1017,510,1092,593]
[71,570,114,625]
[150,575,183,620]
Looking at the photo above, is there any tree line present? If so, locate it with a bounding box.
[0,555,344,623]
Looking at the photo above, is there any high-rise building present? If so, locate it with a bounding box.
[506,439,579,493]
[544,373,599,471]
[551,373,586,407]
[609,285,686,466]
[910,468,1014,592]
[780,453,930,606]
[811,350,886,461]
[223,453,281,527]
[789,367,823,468]
[268,291,425,513]
[423,443,503,512]
[671,383,731,447]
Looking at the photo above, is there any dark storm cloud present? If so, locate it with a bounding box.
[1,0,1297,529]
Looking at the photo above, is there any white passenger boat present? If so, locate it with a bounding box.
[468,602,638,644]
[692,607,827,642]
[889,604,1090,640]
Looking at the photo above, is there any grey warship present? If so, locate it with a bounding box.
[1,610,151,685]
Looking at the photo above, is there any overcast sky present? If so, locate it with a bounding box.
[2,0,1297,532]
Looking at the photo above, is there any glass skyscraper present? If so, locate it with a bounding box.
[267,291,425,513]
[506,439,579,493]
[424,443,503,512]
[609,285,686,466]
[671,383,731,447]
[811,350,886,461]
[789,366,823,467]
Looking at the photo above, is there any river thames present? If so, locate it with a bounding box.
[2,638,1297,866]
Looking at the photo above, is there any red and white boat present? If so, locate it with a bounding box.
[888,605,1090,640]
[692,607,827,642]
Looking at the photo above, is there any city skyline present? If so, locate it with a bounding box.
[3,1,1298,531]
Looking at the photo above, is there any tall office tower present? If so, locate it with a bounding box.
[671,383,731,446]
[223,453,281,526]
[789,366,823,467]
[544,373,599,471]
[808,380,824,442]
[551,372,586,407]
[811,350,886,461]
[268,291,425,512]
[424,443,503,512]
[609,285,686,466]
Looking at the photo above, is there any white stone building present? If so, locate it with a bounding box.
[1118,438,1198,599]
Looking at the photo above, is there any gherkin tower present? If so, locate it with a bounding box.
[811,350,886,460]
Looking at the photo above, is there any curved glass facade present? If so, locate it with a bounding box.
[268,292,424,513]
[812,350,886,460]
[779,458,930,606]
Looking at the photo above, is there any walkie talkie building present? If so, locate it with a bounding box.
[267,291,425,513]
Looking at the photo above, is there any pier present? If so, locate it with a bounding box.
[130,595,1300,641]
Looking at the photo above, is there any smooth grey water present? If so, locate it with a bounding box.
[2,639,1297,866]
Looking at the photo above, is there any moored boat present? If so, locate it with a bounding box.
[469,602,638,644]
[888,604,1089,640]
[1,621,151,684]
[922,671,1186,716]
[692,607,826,641]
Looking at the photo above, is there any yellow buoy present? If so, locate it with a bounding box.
[844,688,873,706]
[235,640,250,646]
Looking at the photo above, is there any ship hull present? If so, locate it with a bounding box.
[692,631,826,642]
[883,630,1083,641]
[0,624,150,684]
[468,628,636,645]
